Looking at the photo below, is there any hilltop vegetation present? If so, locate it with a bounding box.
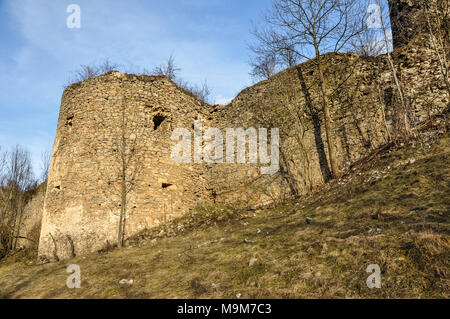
[0,119,448,299]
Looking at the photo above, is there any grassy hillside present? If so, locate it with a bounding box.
[0,124,448,299]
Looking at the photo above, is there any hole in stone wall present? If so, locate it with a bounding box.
[66,116,74,127]
[54,185,61,190]
[153,115,166,130]
[383,87,394,109]
[162,183,173,189]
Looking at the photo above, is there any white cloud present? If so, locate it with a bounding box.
[214,95,233,105]
[1,0,256,174]
[3,0,251,99]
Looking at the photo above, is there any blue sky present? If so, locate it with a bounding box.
[0,0,272,176]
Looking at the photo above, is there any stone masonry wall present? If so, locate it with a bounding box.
[38,73,213,261]
[388,0,449,49]
[209,40,448,206]
[37,1,449,260]
[17,182,46,249]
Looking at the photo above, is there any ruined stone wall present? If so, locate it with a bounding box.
[210,42,448,206]
[388,0,448,49]
[389,0,425,49]
[37,2,449,260]
[38,72,213,261]
[17,182,46,249]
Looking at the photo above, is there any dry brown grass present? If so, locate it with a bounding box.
[0,132,448,299]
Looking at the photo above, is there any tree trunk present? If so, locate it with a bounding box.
[12,202,24,250]
[295,65,333,183]
[314,47,338,178]
[118,181,126,248]
[118,105,127,248]
[279,148,299,197]
[380,0,411,140]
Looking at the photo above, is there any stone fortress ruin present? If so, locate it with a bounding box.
[33,0,448,260]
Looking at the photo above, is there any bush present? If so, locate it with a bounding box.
[67,59,119,86]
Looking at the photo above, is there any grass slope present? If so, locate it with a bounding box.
[0,129,448,299]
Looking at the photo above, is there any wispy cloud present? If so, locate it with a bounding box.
[214,95,233,105]
[0,0,269,174]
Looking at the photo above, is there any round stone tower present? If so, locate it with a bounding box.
[388,0,446,49]
[388,0,425,48]
[38,72,212,261]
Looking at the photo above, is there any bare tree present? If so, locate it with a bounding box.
[375,0,413,141]
[153,54,181,81]
[192,80,212,104]
[249,32,299,82]
[68,59,119,85]
[177,78,212,104]
[0,146,6,241]
[351,29,388,57]
[249,51,279,81]
[153,54,212,103]
[116,100,130,247]
[39,148,51,183]
[250,0,366,180]
[96,96,148,248]
[0,146,5,183]
[0,145,36,255]
[70,55,213,104]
